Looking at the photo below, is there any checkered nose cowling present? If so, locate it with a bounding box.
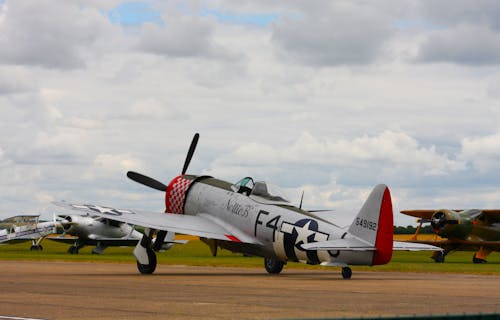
[165,175,194,214]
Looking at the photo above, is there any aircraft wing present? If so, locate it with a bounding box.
[480,210,500,223]
[401,239,500,251]
[301,237,376,251]
[53,202,261,244]
[400,210,436,219]
[0,225,55,244]
[392,241,442,251]
[402,209,500,222]
[301,238,441,251]
[0,233,44,244]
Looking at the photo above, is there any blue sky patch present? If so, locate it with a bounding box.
[107,2,162,26]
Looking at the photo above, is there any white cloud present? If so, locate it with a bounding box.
[127,98,189,120]
[271,2,395,66]
[2,0,500,226]
[138,15,239,62]
[0,0,113,69]
[416,24,500,65]
[460,133,500,172]
[211,131,465,177]
[94,153,143,174]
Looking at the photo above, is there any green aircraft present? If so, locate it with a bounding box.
[401,209,500,263]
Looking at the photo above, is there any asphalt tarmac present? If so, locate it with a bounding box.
[0,260,499,320]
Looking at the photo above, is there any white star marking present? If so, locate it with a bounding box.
[294,221,316,246]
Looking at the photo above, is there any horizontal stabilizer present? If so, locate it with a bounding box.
[301,237,375,251]
[301,239,441,252]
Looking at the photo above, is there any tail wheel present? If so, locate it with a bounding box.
[264,257,284,274]
[137,249,157,274]
[341,267,352,279]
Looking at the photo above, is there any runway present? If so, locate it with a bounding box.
[0,260,499,320]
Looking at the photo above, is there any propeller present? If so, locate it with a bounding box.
[127,133,200,191]
[127,171,167,191]
[299,191,304,209]
[182,133,199,175]
[431,211,458,232]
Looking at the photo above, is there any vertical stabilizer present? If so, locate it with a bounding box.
[348,184,393,265]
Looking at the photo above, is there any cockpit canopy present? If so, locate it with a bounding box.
[232,177,290,203]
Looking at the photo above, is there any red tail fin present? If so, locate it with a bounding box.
[372,187,393,265]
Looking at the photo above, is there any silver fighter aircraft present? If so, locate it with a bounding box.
[56,134,439,279]
[48,213,184,254]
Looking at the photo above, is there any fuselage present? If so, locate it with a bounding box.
[431,209,500,242]
[0,221,55,243]
[169,175,375,266]
[60,215,141,240]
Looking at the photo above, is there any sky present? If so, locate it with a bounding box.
[1,0,500,226]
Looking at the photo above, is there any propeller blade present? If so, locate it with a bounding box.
[299,190,304,209]
[181,133,199,175]
[127,171,167,191]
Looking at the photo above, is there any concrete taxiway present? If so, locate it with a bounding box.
[0,260,499,319]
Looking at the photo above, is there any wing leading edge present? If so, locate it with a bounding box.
[53,202,260,245]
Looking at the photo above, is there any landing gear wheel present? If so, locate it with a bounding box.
[432,251,445,263]
[473,253,487,264]
[264,257,284,274]
[137,249,157,274]
[68,246,79,254]
[341,267,352,279]
[30,245,43,251]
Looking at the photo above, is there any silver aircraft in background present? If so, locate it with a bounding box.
[48,213,185,254]
[0,215,57,250]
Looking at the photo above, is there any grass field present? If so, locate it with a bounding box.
[1,239,499,275]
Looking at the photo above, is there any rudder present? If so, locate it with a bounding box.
[348,184,393,265]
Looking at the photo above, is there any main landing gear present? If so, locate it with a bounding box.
[30,239,43,251]
[136,249,157,274]
[264,257,285,274]
[67,243,85,254]
[134,228,158,274]
[432,250,446,263]
[472,247,491,264]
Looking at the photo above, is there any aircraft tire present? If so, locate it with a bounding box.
[68,246,79,254]
[472,254,487,264]
[30,245,43,251]
[342,267,352,279]
[137,249,157,274]
[264,257,284,274]
[432,251,445,263]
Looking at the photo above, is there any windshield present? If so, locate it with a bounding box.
[232,177,293,203]
[232,177,255,195]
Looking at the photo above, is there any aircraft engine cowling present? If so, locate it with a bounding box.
[430,209,472,240]
[59,215,73,231]
[164,175,196,214]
